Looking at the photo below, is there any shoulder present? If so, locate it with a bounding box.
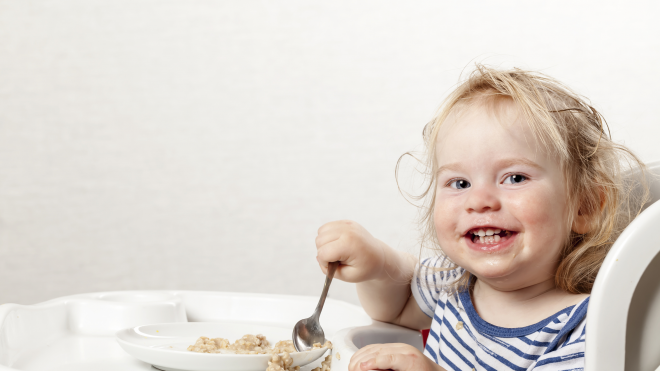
[543,295,590,354]
[416,255,465,288]
[410,255,465,318]
[561,295,589,340]
[533,298,589,370]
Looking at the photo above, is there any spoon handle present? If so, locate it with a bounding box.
[313,261,339,318]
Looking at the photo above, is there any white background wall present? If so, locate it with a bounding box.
[0,1,658,306]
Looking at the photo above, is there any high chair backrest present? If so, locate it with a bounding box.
[586,160,660,371]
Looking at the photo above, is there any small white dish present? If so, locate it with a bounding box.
[116,322,330,371]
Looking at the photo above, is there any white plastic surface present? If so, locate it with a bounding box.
[331,321,422,371]
[116,322,328,371]
[0,291,371,371]
[586,160,660,371]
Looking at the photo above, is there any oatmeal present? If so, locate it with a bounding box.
[271,340,297,354]
[187,334,295,355]
[187,336,232,354]
[266,352,299,371]
[188,334,332,371]
[268,349,332,371]
[312,341,333,350]
[187,335,331,354]
[311,354,332,371]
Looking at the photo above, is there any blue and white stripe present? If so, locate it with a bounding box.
[412,256,588,371]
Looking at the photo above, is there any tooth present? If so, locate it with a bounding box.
[478,229,486,237]
[486,229,494,236]
[494,235,501,242]
[479,236,485,243]
[494,229,501,234]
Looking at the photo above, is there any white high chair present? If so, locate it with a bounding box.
[334,160,660,371]
[587,159,660,370]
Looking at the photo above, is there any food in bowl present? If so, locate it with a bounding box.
[187,334,332,371]
[187,334,294,354]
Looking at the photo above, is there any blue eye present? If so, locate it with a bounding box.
[503,174,527,184]
[449,179,471,189]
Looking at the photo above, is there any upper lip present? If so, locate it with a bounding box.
[462,225,515,236]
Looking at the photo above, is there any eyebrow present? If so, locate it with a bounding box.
[436,158,543,177]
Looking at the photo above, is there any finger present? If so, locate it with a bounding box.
[348,344,396,371]
[317,220,352,237]
[316,249,349,277]
[350,344,419,371]
[324,262,364,283]
[315,233,340,250]
[315,221,351,248]
[316,257,347,275]
[316,240,352,265]
[360,345,425,371]
[316,256,328,275]
[348,347,381,371]
[361,353,416,371]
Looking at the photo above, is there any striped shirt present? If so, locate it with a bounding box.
[411,256,588,371]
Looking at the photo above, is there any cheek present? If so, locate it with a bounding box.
[433,196,470,264]
[508,188,569,241]
[434,197,455,227]
[433,197,462,241]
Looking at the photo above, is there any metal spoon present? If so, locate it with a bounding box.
[292,261,339,352]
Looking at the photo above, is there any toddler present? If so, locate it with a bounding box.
[315,66,648,371]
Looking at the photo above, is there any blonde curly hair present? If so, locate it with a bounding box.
[400,65,649,294]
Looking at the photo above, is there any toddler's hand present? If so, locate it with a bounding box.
[348,343,446,371]
[315,220,388,283]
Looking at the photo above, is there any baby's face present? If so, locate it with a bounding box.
[434,101,570,290]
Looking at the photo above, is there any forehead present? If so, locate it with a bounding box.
[435,99,550,166]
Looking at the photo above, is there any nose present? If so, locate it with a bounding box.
[464,183,501,213]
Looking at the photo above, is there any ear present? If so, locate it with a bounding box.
[571,187,605,235]
[572,210,593,234]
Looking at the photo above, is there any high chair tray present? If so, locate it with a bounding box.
[0,291,372,371]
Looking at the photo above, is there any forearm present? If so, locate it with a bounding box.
[356,246,417,323]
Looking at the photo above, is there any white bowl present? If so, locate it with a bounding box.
[116,322,329,371]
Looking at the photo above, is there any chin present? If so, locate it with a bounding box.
[467,263,517,281]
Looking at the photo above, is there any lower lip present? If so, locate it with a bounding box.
[465,232,517,253]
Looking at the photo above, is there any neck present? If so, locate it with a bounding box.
[469,276,587,328]
[473,277,557,304]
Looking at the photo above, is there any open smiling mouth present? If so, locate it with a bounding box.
[467,228,514,244]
